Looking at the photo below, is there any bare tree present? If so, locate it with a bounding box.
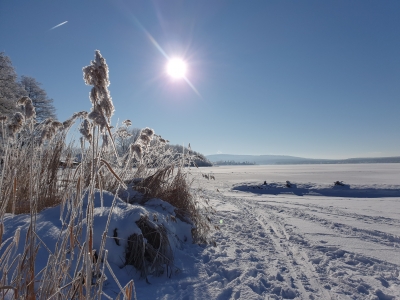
[19,76,56,122]
[0,52,25,115]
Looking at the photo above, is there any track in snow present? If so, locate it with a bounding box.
[200,186,400,300]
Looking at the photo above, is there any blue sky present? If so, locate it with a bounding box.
[1,0,399,159]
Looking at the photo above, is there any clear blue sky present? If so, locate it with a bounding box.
[1,0,399,159]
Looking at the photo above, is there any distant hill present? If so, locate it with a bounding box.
[206,154,312,165]
[206,154,400,165]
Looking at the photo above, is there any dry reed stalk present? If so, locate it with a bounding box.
[0,286,17,299]
[88,228,93,261]
[95,249,108,298]
[26,263,35,300]
[69,224,74,251]
[0,129,74,214]
[0,111,92,298]
[124,280,136,300]
[100,159,127,189]
[0,224,3,246]
[131,165,214,243]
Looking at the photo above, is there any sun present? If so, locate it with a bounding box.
[166,58,187,79]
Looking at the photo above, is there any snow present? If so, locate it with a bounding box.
[190,164,400,299]
[2,163,400,299]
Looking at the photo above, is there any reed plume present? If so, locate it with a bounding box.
[62,111,88,129]
[79,119,93,142]
[17,96,36,120]
[83,50,114,131]
[7,112,25,137]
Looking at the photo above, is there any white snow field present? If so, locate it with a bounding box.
[188,164,400,300]
[2,163,400,299]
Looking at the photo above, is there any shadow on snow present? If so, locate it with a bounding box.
[232,182,400,198]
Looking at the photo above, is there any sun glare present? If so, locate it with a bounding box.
[167,58,187,79]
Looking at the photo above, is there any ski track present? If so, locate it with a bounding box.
[256,201,400,248]
[198,191,304,300]
[257,199,400,229]
[195,186,400,300]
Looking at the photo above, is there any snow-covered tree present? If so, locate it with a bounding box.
[19,76,56,122]
[0,52,25,115]
[115,125,141,155]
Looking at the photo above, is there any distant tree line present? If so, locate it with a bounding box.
[0,52,56,121]
[213,160,256,166]
[274,156,400,165]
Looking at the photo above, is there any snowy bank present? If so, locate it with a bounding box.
[1,190,194,298]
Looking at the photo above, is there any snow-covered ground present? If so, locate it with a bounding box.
[2,163,400,299]
[186,164,400,300]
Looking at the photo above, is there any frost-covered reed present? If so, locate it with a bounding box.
[0,50,214,299]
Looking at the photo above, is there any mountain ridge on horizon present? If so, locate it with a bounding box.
[206,154,400,165]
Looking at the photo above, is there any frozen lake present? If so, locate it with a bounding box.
[195,163,400,185]
[182,163,400,299]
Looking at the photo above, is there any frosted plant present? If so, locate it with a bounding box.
[16,97,27,106]
[141,127,154,137]
[138,136,150,148]
[79,119,93,142]
[130,143,142,160]
[137,127,154,148]
[158,136,168,144]
[123,119,132,127]
[39,119,63,144]
[62,111,88,129]
[116,127,132,138]
[0,115,7,138]
[7,112,24,137]
[87,104,108,132]
[83,50,114,131]
[0,50,215,299]
[52,120,63,128]
[16,96,36,120]
[102,132,109,148]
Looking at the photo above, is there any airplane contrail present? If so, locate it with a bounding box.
[50,21,68,30]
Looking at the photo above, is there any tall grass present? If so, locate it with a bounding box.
[0,50,213,299]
